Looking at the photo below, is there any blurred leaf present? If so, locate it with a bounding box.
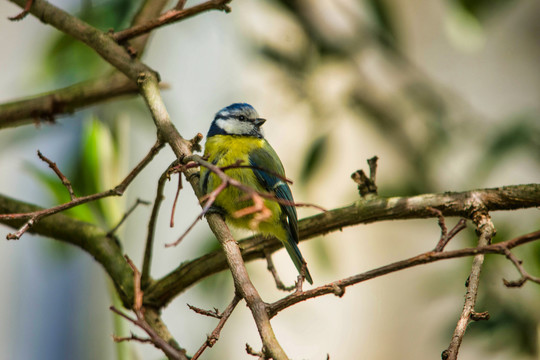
[42,0,142,84]
[366,0,398,49]
[74,116,123,227]
[454,0,515,20]
[300,135,328,184]
[475,115,540,180]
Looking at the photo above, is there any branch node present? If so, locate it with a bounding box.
[351,156,378,197]
[190,133,204,152]
[331,283,345,298]
[470,311,490,321]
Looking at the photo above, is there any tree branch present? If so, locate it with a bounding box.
[0,0,171,129]
[111,256,188,360]
[0,140,164,239]
[145,184,540,307]
[0,72,138,128]
[266,228,540,318]
[444,207,495,360]
[112,0,233,43]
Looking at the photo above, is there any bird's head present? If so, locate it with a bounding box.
[207,103,266,138]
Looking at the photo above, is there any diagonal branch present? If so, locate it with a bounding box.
[138,71,288,360]
[502,248,540,287]
[112,0,233,43]
[0,140,163,239]
[191,294,242,360]
[443,208,495,360]
[144,183,540,308]
[1,0,170,129]
[111,256,188,360]
[266,228,540,318]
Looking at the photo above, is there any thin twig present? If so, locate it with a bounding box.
[191,294,242,360]
[443,209,495,360]
[113,0,233,42]
[187,304,222,319]
[142,160,177,287]
[502,248,540,287]
[266,228,540,319]
[265,252,295,292]
[170,172,182,227]
[113,332,154,344]
[111,255,187,360]
[37,150,76,200]
[429,207,467,252]
[1,141,163,240]
[107,198,150,237]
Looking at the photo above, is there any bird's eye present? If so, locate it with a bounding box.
[238,115,246,121]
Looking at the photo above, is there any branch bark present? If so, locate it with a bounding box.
[443,208,495,360]
[145,184,540,307]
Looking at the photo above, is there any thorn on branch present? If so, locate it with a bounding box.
[351,156,378,197]
[110,255,186,358]
[8,0,33,21]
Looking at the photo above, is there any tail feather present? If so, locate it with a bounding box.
[283,238,313,284]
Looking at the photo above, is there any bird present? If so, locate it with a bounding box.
[199,103,313,284]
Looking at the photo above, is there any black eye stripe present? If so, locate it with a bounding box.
[215,114,252,122]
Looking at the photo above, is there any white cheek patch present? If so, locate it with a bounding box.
[216,118,255,135]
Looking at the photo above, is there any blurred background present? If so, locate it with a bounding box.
[1,0,539,359]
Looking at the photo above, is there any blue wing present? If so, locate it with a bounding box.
[248,143,313,284]
[248,145,298,243]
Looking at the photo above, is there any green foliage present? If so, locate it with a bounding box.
[300,135,328,184]
[42,0,142,84]
[454,0,514,19]
[366,0,398,48]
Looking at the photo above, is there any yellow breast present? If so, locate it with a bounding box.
[200,135,284,237]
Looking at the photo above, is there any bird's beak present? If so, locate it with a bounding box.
[254,118,266,127]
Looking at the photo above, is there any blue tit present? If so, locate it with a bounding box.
[200,103,313,284]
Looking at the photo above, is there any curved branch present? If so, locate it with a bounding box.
[145,183,540,307]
